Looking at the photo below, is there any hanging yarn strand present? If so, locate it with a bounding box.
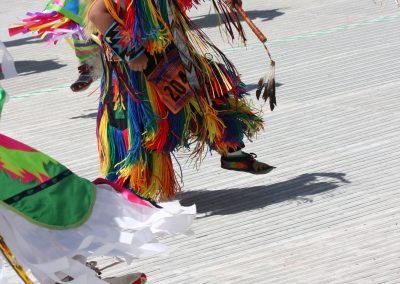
[210,0,247,44]
[171,2,243,100]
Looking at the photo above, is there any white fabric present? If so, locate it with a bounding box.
[0,41,17,79]
[0,184,195,284]
[0,256,8,284]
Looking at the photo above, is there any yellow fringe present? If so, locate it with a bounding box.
[202,98,225,144]
[145,153,180,201]
[145,4,174,54]
[123,157,149,194]
[186,96,225,162]
[118,152,179,201]
[97,105,111,176]
[142,80,167,150]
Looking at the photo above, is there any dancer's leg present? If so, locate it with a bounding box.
[70,33,101,92]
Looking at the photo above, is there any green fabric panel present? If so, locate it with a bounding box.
[1,174,96,230]
[0,146,59,199]
[0,170,32,198]
[0,137,96,229]
[0,88,6,117]
[46,0,84,26]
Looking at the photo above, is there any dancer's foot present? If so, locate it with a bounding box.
[221,152,275,174]
[70,63,94,92]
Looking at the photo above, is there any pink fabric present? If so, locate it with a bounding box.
[93,178,153,208]
[53,0,66,5]
[0,134,36,152]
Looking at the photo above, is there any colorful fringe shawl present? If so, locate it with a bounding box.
[9,0,85,43]
[91,0,264,201]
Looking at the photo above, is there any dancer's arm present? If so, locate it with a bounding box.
[87,0,148,71]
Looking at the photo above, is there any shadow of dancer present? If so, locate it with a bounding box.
[245,82,282,92]
[70,111,98,120]
[2,37,42,48]
[192,9,284,29]
[14,60,67,76]
[179,172,350,217]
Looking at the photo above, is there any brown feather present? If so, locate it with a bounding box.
[262,60,277,111]
[255,77,264,100]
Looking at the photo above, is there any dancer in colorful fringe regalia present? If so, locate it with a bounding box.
[9,0,102,92]
[0,52,195,283]
[86,0,276,202]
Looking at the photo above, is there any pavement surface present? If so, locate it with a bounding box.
[1,0,400,283]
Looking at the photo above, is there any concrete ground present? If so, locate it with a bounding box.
[1,0,400,283]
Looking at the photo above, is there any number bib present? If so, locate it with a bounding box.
[145,47,194,114]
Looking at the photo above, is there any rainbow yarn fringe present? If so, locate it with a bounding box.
[92,0,264,201]
[102,0,173,55]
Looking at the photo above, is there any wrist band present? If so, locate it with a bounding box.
[103,21,145,63]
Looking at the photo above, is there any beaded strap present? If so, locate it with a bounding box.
[103,21,145,63]
[2,169,72,205]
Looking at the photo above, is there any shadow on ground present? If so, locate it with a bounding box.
[3,36,42,48]
[14,60,67,76]
[70,109,98,120]
[245,82,282,92]
[179,172,350,217]
[192,9,284,29]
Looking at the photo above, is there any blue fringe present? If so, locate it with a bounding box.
[126,93,142,163]
[164,110,186,152]
[113,127,127,165]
